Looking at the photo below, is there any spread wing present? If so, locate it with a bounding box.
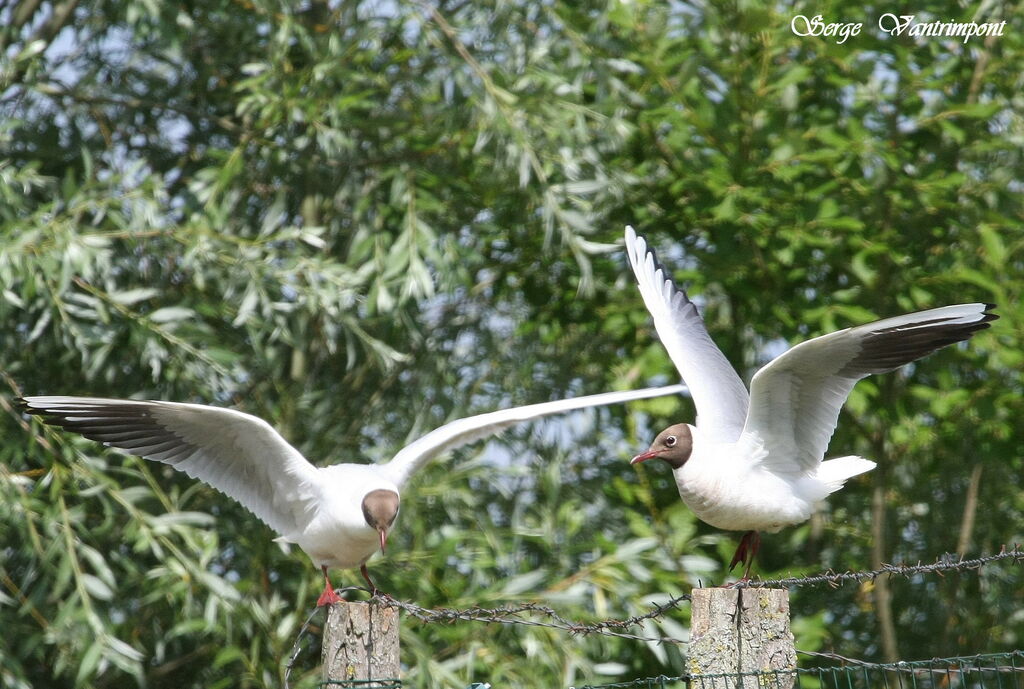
[624,227,749,442]
[743,303,997,475]
[382,384,688,487]
[18,396,323,537]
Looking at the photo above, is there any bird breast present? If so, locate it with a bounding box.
[673,436,816,532]
[299,519,381,569]
[296,464,400,569]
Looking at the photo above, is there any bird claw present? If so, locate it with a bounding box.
[369,588,394,603]
[316,586,343,607]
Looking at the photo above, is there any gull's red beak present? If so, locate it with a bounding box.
[378,527,388,553]
[630,449,661,465]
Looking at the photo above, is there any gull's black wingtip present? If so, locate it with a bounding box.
[980,303,999,326]
[13,397,51,417]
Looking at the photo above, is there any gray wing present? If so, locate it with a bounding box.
[381,384,688,487]
[743,303,997,475]
[625,227,750,442]
[19,396,323,537]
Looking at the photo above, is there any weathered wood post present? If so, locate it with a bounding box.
[322,601,400,687]
[688,588,796,689]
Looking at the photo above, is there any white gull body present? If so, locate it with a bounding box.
[19,383,685,604]
[670,428,859,533]
[624,226,996,575]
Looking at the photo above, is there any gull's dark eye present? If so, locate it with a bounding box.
[665,436,677,447]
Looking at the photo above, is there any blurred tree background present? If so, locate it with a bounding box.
[1,0,1022,687]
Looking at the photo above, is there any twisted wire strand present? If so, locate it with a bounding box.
[735,546,1024,590]
[384,597,689,643]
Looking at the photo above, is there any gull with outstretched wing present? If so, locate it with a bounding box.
[624,226,996,579]
[18,383,684,605]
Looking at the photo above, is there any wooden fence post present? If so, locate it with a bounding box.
[688,588,796,689]
[322,600,400,687]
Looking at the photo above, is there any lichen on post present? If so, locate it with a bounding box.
[688,588,796,689]
[321,600,400,686]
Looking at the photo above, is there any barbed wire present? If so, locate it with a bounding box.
[385,597,690,643]
[285,546,1024,686]
[383,546,1024,641]
[734,545,1024,590]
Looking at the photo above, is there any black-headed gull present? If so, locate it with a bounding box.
[624,227,997,579]
[18,384,684,605]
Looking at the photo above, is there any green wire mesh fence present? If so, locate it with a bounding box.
[571,651,1024,688]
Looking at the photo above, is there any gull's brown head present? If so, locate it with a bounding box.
[630,423,693,469]
[361,489,400,552]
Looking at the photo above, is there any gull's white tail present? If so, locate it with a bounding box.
[817,456,876,492]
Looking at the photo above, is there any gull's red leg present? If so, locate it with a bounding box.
[360,564,381,597]
[316,565,342,607]
[741,531,761,581]
[728,530,761,581]
[728,531,751,571]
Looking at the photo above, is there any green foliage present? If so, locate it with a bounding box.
[2,0,1023,687]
